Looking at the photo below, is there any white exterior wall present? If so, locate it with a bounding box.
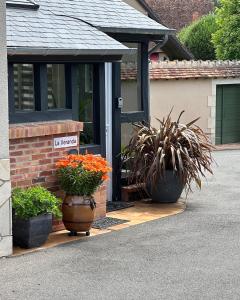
[0,2,12,257]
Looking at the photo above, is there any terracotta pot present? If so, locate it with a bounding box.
[62,195,96,236]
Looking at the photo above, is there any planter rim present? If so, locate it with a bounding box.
[13,213,52,222]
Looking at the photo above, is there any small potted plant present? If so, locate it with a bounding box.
[56,154,111,236]
[122,111,214,203]
[12,186,62,249]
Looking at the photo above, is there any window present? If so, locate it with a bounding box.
[13,64,35,111]
[9,63,71,123]
[76,64,94,145]
[121,43,142,113]
[47,64,66,109]
[8,62,105,154]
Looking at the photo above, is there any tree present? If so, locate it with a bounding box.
[178,14,218,60]
[212,0,240,60]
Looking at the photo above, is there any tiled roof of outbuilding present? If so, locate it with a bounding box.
[121,61,240,80]
[150,61,240,80]
[6,0,173,56]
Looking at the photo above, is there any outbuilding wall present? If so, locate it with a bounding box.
[150,78,213,138]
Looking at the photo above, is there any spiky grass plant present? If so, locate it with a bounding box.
[122,111,214,192]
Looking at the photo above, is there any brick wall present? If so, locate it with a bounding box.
[9,120,107,231]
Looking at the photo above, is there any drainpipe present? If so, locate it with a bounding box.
[148,35,169,56]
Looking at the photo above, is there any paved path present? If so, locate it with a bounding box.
[1,150,240,300]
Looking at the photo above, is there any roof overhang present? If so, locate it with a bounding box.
[7,47,136,57]
[101,26,175,37]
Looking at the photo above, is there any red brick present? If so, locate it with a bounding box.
[32,154,46,161]
[10,139,23,145]
[15,156,31,163]
[40,148,53,153]
[48,152,60,157]
[11,174,25,181]
[17,179,32,187]
[39,159,52,165]
[16,143,30,150]
[32,142,48,148]
[10,157,16,164]
[38,136,53,142]
[16,167,31,175]
[39,170,53,177]
[32,177,46,184]
[11,151,23,157]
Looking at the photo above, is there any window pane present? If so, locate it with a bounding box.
[14,64,35,111]
[76,64,94,145]
[47,64,66,109]
[121,123,135,148]
[121,43,142,112]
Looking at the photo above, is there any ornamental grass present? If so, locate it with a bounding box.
[122,110,214,193]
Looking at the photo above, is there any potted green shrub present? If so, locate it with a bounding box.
[12,186,62,249]
[56,154,111,236]
[122,111,213,203]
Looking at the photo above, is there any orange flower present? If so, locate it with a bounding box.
[56,154,111,181]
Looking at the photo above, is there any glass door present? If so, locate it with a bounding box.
[112,41,149,201]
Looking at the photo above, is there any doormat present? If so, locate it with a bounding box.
[107,202,134,213]
[92,217,129,230]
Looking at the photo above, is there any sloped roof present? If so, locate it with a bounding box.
[39,0,173,35]
[121,61,240,80]
[6,0,173,56]
[7,8,130,56]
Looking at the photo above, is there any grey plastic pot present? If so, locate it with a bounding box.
[13,213,52,249]
[147,170,184,203]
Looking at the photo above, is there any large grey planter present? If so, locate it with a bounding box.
[147,170,184,203]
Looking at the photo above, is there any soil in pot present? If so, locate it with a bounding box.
[147,170,184,203]
[62,195,96,236]
[13,214,52,249]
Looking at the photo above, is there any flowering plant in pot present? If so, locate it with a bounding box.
[12,186,62,249]
[122,111,214,203]
[56,154,111,236]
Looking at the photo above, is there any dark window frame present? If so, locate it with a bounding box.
[112,41,150,201]
[121,42,149,123]
[8,61,106,155]
[8,62,72,123]
[74,64,106,156]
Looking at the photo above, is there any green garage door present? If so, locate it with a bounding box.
[216,84,240,144]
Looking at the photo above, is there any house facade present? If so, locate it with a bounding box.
[0,0,174,257]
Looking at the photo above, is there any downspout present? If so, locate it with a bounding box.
[148,34,169,56]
